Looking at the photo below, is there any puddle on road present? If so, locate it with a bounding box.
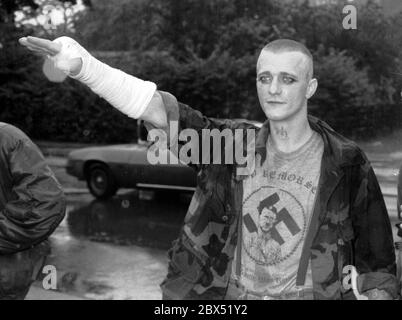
[45,191,190,299]
[66,192,188,249]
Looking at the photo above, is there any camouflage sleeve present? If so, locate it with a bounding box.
[352,159,400,299]
[144,91,245,172]
[154,90,242,131]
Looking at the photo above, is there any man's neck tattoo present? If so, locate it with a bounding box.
[275,127,289,139]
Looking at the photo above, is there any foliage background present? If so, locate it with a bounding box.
[1,0,401,143]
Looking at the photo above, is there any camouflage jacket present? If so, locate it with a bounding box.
[155,92,399,300]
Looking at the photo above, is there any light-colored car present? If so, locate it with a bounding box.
[66,142,197,199]
[66,120,198,199]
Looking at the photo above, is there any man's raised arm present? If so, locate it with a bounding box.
[18,36,168,128]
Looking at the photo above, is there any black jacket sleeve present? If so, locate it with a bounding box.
[0,125,66,254]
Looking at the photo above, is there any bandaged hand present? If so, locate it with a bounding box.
[19,36,83,75]
[19,36,156,119]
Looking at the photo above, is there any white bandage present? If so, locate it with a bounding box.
[51,36,157,119]
[51,36,90,74]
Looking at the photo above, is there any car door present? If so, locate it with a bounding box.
[127,143,196,191]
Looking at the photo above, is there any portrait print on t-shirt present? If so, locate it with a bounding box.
[243,190,304,266]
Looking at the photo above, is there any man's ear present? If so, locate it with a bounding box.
[306,78,318,99]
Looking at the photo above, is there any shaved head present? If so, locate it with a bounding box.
[257,39,314,80]
[256,39,318,122]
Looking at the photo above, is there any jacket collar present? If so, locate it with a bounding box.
[254,115,365,169]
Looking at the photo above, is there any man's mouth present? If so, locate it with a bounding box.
[266,101,285,104]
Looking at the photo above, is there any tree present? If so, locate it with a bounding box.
[287,1,399,85]
[147,0,284,60]
[73,0,155,51]
[0,0,38,22]
[2,0,401,142]
[13,0,91,37]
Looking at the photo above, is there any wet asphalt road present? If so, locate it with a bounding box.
[40,190,191,299]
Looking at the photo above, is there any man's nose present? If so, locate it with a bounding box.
[268,78,281,95]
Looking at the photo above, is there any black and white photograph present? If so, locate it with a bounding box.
[1,0,402,302]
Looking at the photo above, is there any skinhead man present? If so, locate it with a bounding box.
[0,123,66,299]
[19,36,399,300]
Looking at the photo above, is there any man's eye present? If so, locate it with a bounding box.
[282,76,295,84]
[258,75,271,84]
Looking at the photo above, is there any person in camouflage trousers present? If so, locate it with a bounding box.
[20,36,399,300]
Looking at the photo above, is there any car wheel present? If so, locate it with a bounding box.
[86,163,118,199]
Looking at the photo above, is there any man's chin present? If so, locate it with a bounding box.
[262,104,308,123]
[261,107,287,121]
[263,113,289,122]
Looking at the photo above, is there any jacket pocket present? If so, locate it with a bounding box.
[170,239,206,283]
[161,234,209,299]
